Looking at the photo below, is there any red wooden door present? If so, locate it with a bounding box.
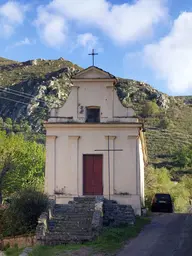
[83,154,103,195]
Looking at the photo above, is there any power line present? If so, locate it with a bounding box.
[0,86,46,104]
[0,86,66,104]
[0,96,47,109]
[0,86,41,99]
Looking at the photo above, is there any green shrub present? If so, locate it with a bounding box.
[174,145,192,168]
[181,175,192,200]
[141,101,159,117]
[144,166,172,208]
[2,188,49,237]
[171,182,190,213]
[144,166,191,212]
[0,208,5,238]
[159,117,174,129]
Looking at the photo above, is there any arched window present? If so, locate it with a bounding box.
[86,106,100,123]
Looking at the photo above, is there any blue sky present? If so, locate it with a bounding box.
[1,0,192,96]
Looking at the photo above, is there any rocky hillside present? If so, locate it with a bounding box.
[0,57,192,177]
[0,57,82,128]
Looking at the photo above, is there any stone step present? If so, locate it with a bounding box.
[54,206,95,210]
[48,222,92,229]
[46,232,93,237]
[49,221,92,225]
[52,215,93,220]
[48,222,92,228]
[49,219,92,223]
[54,204,71,208]
[53,213,93,217]
[52,215,93,221]
[48,223,92,228]
[42,234,93,244]
[53,215,94,219]
[72,205,95,209]
[49,227,92,233]
[54,209,94,213]
[74,196,96,200]
[55,203,95,208]
[49,228,92,235]
[53,209,94,213]
[74,197,96,203]
[49,218,92,223]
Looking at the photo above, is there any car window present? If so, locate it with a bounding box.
[155,194,171,200]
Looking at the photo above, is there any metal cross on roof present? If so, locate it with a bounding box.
[88,49,98,66]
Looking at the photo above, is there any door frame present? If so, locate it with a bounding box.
[82,154,103,195]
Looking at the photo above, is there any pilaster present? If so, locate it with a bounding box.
[68,136,80,195]
[45,135,57,195]
[127,135,140,195]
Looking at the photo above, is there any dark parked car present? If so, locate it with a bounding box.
[151,193,174,213]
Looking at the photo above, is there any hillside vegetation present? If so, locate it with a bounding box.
[0,57,192,179]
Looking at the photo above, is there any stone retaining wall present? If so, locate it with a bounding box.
[0,235,36,249]
[103,199,135,227]
[91,196,104,236]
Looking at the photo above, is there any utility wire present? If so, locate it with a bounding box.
[0,96,46,109]
[0,86,46,104]
[0,86,66,104]
[0,85,42,99]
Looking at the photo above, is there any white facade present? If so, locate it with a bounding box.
[45,66,146,215]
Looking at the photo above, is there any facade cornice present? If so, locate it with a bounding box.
[68,136,81,140]
[46,135,58,139]
[71,78,116,83]
[44,122,143,129]
[105,135,116,140]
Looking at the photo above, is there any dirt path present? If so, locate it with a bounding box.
[116,213,192,256]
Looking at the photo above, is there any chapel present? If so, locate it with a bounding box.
[44,64,147,215]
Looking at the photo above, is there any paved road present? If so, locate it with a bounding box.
[117,213,192,256]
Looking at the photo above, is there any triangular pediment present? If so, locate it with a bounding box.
[72,66,116,80]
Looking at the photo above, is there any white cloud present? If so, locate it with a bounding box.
[5,37,36,51]
[143,12,192,94]
[15,37,35,47]
[77,33,98,50]
[34,7,67,48]
[49,0,168,44]
[0,1,28,38]
[69,33,103,56]
[35,0,168,48]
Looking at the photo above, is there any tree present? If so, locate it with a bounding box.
[145,167,173,207]
[181,175,192,200]
[144,166,190,212]
[159,117,174,129]
[141,101,159,117]
[4,118,13,132]
[13,123,21,132]
[0,117,3,128]
[2,188,48,236]
[20,120,32,133]
[5,118,12,126]
[174,145,192,168]
[0,131,45,204]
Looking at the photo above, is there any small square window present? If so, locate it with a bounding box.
[86,107,100,123]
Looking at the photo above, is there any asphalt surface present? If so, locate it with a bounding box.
[117,213,192,256]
